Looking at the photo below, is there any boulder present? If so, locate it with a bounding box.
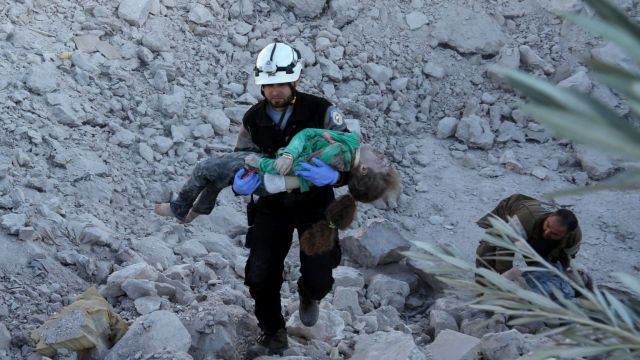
[340,219,410,267]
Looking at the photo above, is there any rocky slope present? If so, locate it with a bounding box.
[0,0,639,359]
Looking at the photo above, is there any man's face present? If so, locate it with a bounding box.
[263,82,294,109]
[542,215,569,241]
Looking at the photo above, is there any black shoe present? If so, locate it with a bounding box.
[247,328,288,358]
[299,294,320,327]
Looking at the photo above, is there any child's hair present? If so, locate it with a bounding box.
[347,166,401,203]
[300,165,402,256]
[299,195,356,256]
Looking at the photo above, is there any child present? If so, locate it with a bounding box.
[155,128,401,254]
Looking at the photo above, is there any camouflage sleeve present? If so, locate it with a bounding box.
[234,124,260,152]
[322,106,348,132]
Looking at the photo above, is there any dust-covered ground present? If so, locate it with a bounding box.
[0,0,639,359]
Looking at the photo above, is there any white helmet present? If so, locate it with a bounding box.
[254,42,303,85]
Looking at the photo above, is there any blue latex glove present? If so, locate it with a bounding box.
[295,158,339,186]
[233,169,260,195]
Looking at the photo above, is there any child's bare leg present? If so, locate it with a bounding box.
[154,203,175,217]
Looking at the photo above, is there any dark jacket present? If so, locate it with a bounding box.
[235,91,346,210]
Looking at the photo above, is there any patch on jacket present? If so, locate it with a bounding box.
[329,108,345,129]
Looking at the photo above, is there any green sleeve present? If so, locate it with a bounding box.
[283,128,326,158]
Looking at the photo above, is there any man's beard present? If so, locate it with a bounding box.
[268,94,293,109]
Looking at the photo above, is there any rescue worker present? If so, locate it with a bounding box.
[475,193,582,273]
[231,42,349,356]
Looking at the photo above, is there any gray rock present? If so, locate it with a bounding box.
[329,0,361,28]
[206,109,231,135]
[406,11,429,30]
[422,62,445,79]
[122,278,158,299]
[110,128,136,147]
[391,78,409,92]
[333,266,365,289]
[142,33,171,52]
[460,314,508,338]
[159,86,186,116]
[25,63,58,95]
[70,51,100,74]
[1,213,27,235]
[118,0,154,26]
[273,0,326,18]
[557,70,592,93]
[318,57,343,82]
[432,6,508,54]
[164,264,194,285]
[536,0,583,13]
[530,166,547,180]
[153,69,169,92]
[315,37,331,51]
[481,330,528,360]
[175,239,209,259]
[591,42,640,76]
[499,150,524,174]
[455,115,495,150]
[192,124,214,139]
[105,310,191,359]
[363,63,393,85]
[134,296,162,315]
[78,224,116,247]
[366,274,410,311]
[170,125,191,143]
[406,257,449,291]
[496,46,520,69]
[352,330,426,360]
[130,236,178,270]
[341,219,410,267]
[193,261,217,284]
[293,40,316,65]
[138,142,155,162]
[574,144,620,180]
[332,287,363,316]
[430,310,458,336]
[0,322,10,350]
[287,307,345,341]
[426,330,481,360]
[101,262,160,298]
[519,45,553,74]
[137,47,154,64]
[209,205,247,238]
[370,305,403,331]
[496,121,525,143]
[224,106,251,124]
[436,117,459,139]
[188,4,214,25]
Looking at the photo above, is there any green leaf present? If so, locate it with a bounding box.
[583,0,640,39]
[547,170,640,197]
[563,13,640,60]
[615,272,640,297]
[522,103,640,159]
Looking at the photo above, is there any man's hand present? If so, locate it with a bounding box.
[233,169,260,195]
[295,157,339,186]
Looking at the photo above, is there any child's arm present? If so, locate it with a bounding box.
[262,174,301,193]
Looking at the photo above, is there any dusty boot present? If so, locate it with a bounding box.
[298,294,320,327]
[247,328,288,358]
